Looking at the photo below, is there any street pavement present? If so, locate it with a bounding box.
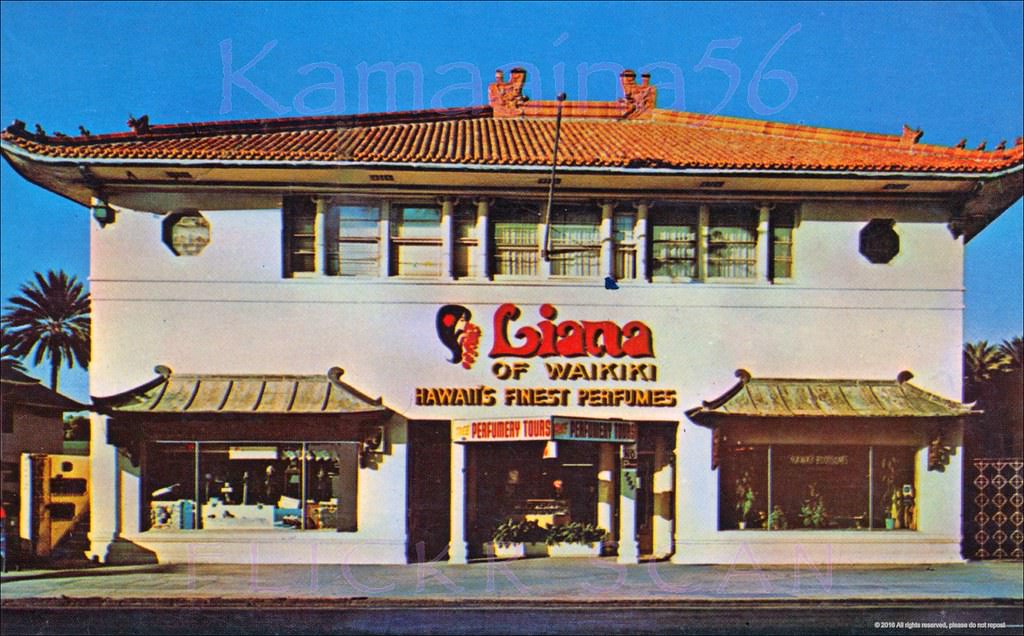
[1,559,1022,602]
[2,560,1022,635]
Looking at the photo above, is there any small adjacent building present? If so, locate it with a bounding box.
[1,368,87,560]
[2,68,1021,565]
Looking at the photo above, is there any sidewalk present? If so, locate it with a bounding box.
[2,559,1022,603]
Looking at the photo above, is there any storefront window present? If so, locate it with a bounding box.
[147,441,357,532]
[719,443,916,530]
[469,442,599,543]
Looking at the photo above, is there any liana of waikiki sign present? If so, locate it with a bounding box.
[418,303,677,408]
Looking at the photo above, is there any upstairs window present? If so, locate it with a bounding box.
[492,201,540,277]
[283,197,316,277]
[453,202,478,279]
[650,205,699,280]
[549,204,601,278]
[281,196,796,284]
[707,206,757,279]
[335,204,381,277]
[613,209,637,280]
[769,207,795,281]
[390,205,443,277]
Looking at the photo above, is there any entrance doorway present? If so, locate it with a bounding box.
[407,421,450,562]
[465,441,601,551]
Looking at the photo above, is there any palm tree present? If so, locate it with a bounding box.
[963,340,1007,402]
[1,270,90,390]
[0,326,27,375]
[998,336,1023,370]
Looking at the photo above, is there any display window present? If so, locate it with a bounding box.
[719,443,916,530]
[468,442,601,542]
[146,441,358,532]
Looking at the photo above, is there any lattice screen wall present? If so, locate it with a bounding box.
[969,459,1024,559]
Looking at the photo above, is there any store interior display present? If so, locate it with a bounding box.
[147,442,354,531]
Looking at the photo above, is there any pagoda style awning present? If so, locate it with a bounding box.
[686,369,978,423]
[93,366,387,416]
[687,370,977,471]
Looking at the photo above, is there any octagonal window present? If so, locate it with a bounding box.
[859,218,899,264]
[162,211,211,256]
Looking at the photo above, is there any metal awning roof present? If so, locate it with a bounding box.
[686,369,978,423]
[93,366,387,415]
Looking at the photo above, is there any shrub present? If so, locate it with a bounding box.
[492,519,546,547]
[545,522,607,546]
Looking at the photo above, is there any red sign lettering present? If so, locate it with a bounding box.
[490,303,654,359]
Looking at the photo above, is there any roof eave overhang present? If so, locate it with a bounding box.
[686,412,978,428]
[6,138,1022,179]
[4,139,1021,244]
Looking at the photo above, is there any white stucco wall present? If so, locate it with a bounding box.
[87,198,967,564]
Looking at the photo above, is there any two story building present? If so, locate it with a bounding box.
[2,69,1021,565]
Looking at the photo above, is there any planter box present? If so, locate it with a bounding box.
[484,542,547,559]
[547,543,602,558]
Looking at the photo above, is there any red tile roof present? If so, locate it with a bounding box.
[2,72,1021,175]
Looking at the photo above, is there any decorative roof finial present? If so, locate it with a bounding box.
[995,140,1006,151]
[488,68,529,117]
[127,114,150,134]
[900,124,923,146]
[620,69,657,118]
[34,123,46,136]
[78,125,91,137]
[975,140,986,151]
[955,138,967,149]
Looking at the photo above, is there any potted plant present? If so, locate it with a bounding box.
[488,519,548,559]
[762,505,788,530]
[885,490,900,529]
[546,522,607,557]
[734,471,756,529]
[878,456,899,529]
[798,484,828,529]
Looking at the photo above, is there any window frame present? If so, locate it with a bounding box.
[145,440,360,533]
[769,206,796,282]
[719,441,918,532]
[282,196,317,278]
[704,205,758,281]
[548,203,602,279]
[649,204,700,282]
[453,201,479,279]
[389,204,444,278]
[490,200,542,279]
[280,196,797,284]
[613,208,638,281]
[334,201,383,278]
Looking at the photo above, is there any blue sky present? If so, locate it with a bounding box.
[1,1,1021,401]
